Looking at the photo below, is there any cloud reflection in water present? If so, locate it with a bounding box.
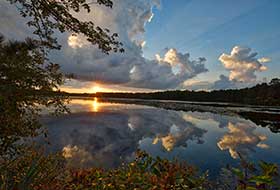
[39,99,278,171]
[217,122,269,159]
[41,101,207,168]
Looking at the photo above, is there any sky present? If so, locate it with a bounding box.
[1,0,280,92]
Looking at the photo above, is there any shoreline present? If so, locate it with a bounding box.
[67,96,280,132]
[92,97,280,131]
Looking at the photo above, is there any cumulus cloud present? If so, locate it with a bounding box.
[187,46,271,91]
[217,122,269,159]
[212,74,252,90]
[57,2,208,89]
[127,49,207,89]
[219,46,269,82]
[183,74,258,91]
[0,0,207,90]
[158,48,207,75]
[183,80,212,91]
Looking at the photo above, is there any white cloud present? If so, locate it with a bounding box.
[67,35,88,49]
[127,48,207,89]
[258,57,271,63]
[219,46,270,82]
[140,40,146,48]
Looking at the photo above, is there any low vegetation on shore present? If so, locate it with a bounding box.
[1,149,280,190]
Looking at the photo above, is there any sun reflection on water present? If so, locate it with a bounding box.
[92,97,99,112]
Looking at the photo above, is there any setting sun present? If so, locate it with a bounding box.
[90,85,103,93]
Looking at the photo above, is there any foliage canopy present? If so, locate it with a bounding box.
[7,0,124,53]
[0,36,68,157]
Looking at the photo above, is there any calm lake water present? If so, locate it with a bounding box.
[39,98,280,176]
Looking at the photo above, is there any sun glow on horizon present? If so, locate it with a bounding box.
[90,85,103,93]
[60,84,111,94]
[60,81,155,94]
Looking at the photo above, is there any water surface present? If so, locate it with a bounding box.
[40,98,280,176]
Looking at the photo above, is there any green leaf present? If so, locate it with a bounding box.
[249,175,273,186]
[232,168,244,178]
[246,186,257,190]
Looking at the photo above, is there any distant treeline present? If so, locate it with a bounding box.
[67,78,280,106]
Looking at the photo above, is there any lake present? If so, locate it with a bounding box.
[39,98,280,177]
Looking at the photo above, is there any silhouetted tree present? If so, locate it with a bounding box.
[6,0,124,53]
[0,36,68,157]
[269,78,280,86]
[88,78,280,106]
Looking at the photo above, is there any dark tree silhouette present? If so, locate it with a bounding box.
[269,78,280,86]
[0,36,68,157]
[83,79,280,106]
